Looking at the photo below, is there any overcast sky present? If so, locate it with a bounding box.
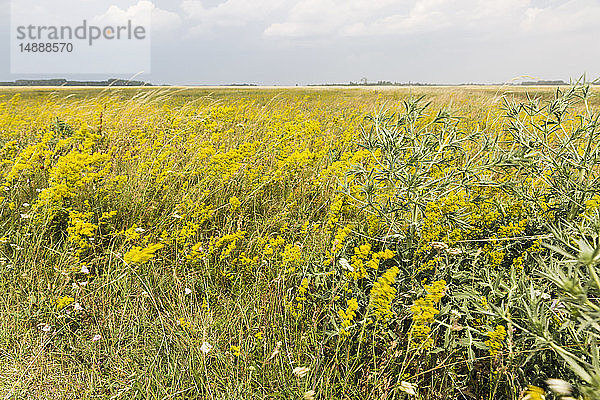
[1,0,599,85]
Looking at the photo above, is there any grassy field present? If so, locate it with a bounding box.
[1,85,599,399]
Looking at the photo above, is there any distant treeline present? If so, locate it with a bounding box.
[312,79,599,87]
[520,80,567,86]
[0,78,152,86]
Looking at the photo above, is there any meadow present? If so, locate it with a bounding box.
[0,84,599,399]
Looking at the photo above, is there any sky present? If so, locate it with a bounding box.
[1,0,599,85]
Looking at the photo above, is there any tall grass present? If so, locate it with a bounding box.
[0,84,598,399]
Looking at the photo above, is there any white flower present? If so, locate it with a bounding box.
[80,265,90,274]
[20,213,31,219]
[40,324,51,332]
[533,289,551,300]
[92,334,102,342]
[73,302,84,311]
[303,390,316,400]
[172,213,182,219]
[292,366,310,378]
[339,258,354,272]
[135,227,145,233]
[549,299,565,312]
[399,381,417,396]
[200,342,213,354]
[184,288,192,295]
[22,203,30,207]
[269,341,282,360]
[546,379,572,395]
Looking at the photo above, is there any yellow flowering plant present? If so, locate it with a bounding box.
[294,84,600,398]
[2,82,599,399]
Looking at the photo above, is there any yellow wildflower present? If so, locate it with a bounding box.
[523,385,545,400]
[368,266,400,322]
[56,296,75,310]
[124,243,164,265]
[484,325,507,356]
[229,196,241,210]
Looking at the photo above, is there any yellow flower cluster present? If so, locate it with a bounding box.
[523,385,545,400]
[496,220,528,239]
[585,194,600,213]
[67,210,97,252]
[209,230,246,260]
[289,277,310,318]
[235,252,259,274]
[165,202,215,247]
[368,266,400,322]
[261,235,285,257]
[410,280,447,349]
[484,245,505,269]
[347,244,395,280]
[324,224,353,266]
[230,345,241,357]
[325,195,348,234]
[281,244,302,273]
[228,196,241,211]
[37,146,109,210]
[178,317,191,329]
[415,188,534,274]
[338,298,359,338]
[121,224,144,242]
[56,296,75,310]
[124,243,164,265]
[5,131,54,184]
[484,325,507,356]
